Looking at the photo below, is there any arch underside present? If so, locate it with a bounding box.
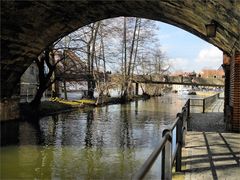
[1,0,240,98]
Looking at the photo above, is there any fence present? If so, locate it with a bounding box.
[133,100,190,180]
[133,93,220,179]
[190,93,220,113]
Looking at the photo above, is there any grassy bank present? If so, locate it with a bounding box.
[21,94,152,118]
[39,100,84,116]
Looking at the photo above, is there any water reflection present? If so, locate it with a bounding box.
[1,94,189,179]
[85,110,93,147]
[1,120,20,146]
[0,120,44,146]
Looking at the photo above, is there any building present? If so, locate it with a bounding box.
[200,69,225,79]
[19,50,99,101]
[20,62,39,102]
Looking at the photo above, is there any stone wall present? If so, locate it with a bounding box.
[1,1,240,129]
[0,98,20,121]
[20,62,39,97]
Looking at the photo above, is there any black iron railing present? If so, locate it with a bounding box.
[133,93,221,179]
[133,100,190,180]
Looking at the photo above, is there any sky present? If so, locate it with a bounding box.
[157,22,223,73]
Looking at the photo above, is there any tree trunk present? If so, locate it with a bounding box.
[122,17,128,99]
[140,83,145,94]
[87,78,95,99]
[125,18,139,99]
[123,17,127,84]
[30,46,56,110]
[87,41,94,99]
[127,18,139,76]
[131,19,141,78]
[100,26,107,83]
[63,80,68,100]
[86,22,100,99]
[30,86,45,109]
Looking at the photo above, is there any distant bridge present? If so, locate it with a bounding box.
[132,80,224,87]
[56,73,224,87]
[56,73,93,81]
[131,75,225,87]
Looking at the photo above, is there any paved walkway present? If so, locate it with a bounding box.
[177,98,240,180]
[188,98,225,132]
[183,132,240,180]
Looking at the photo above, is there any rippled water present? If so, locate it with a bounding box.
[1,94,190,179]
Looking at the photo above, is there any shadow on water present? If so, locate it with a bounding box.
[119,104,132,149]
[1,120,20,146]
[85,110,94,148]
[1,118,44,146]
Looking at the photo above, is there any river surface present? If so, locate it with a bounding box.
[1,94,194,179]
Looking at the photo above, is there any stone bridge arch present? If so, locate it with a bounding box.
[1,0,240,98]
[1,1,240,131]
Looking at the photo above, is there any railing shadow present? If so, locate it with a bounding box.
[182,132,240,180]
[133,93,230,180]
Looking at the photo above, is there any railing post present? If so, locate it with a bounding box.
[176,113,183,172]
[187,99,190,118]
[203,99,205,113]
[161,129,172,180]
[187,99,190,129]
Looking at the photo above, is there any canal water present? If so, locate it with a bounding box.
[1,94,191,179]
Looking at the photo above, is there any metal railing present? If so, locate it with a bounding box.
[204,93,220,110]
[133,100,190,180]
[190,93,220,113]
[133,93,220,179]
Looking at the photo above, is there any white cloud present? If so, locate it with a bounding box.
[194,46,222,69]
[168,46,223,72]
[168,58,191,71]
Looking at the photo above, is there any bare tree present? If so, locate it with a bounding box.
[30,46,64,108]
[47,17,169,103]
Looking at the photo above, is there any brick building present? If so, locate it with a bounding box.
[200,69,225,79]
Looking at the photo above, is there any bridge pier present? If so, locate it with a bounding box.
[135,83,139,95]
[230,51,240,132]
[224,51,240,132]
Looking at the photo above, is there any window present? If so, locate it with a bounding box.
[30,66,34,75]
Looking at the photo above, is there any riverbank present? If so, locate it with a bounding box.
[1,93,187,179]
[20,94,153,118]
[20,91,220,119]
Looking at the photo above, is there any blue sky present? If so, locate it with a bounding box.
[157,22,223,72]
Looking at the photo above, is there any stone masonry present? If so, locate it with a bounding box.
[1,1,240,126]
[1,0,239,98]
